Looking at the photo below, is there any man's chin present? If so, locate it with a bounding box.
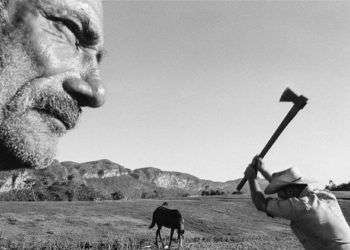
[0,115,59,170]
[0,145,54,170]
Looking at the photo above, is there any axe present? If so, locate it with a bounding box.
[236,88,308,191]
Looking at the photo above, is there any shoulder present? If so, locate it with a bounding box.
[313,189,337,200]
[269,196,307,208]
[266,189,337,220]
[266,195,312,220]
[300,188,338,205]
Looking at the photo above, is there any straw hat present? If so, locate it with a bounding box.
[264,167,314,195]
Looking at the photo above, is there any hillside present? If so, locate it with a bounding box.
[0,159,267,201]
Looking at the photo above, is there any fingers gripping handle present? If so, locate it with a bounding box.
[236,156,260,191]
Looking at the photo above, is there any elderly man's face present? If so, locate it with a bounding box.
[0,0,105,170]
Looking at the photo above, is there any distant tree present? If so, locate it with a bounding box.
[97,169,104,178]
[325,180,336,190]
[111,191,124,200]
[201,190,210,196]
[76,184,104,201]
[67,174,74,181]
[210,189,216,196]
[41,177,49,186]
[201,189,225,196]
[66,190,74,201]
[141,192,148,199]
[326,181,350,191]
[141,190,161,199]
[232,190,243,195]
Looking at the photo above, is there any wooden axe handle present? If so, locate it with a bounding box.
[236,97,307,191]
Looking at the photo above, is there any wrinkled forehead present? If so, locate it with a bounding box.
[66,0,103,18]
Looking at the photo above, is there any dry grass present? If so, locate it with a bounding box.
[0,193,348,249]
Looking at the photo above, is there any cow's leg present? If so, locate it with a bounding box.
[158,226,165,248]
[178,229,183,249]
[169,228,174,248]
[155,226,160,247]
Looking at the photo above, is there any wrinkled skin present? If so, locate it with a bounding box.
[0,0,105,170]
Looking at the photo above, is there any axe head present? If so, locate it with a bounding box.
[280,88,298,102]
[280,87,308,109]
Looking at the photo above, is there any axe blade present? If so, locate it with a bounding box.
[280,88,298,103]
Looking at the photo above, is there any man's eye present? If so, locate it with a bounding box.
[44,12,100,50]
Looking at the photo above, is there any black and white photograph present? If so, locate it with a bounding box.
[0,0,349,249]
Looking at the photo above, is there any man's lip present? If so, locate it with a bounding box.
[32,108,71,130]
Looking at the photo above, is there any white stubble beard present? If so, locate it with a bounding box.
[0,31,58,170]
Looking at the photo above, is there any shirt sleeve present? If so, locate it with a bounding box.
[266,197,308,220]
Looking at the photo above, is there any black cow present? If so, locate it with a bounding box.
[149,202,185,248]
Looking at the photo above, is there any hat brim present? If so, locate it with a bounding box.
[264,178,313,195]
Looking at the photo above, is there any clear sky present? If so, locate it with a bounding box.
[57,1,350,186]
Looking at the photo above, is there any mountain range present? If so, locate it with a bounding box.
[0,159,267,201]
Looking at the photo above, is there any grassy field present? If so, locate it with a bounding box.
[0,192,349,249]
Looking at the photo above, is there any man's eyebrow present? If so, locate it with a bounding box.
[79,13,101,47]
[37,1,103,47]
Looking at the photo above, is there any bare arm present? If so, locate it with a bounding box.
[245,157,269,212]
[248,178,268,212]
[258,166,272,182]
[253,156,272,182]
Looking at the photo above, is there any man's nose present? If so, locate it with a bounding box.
[62,77,106,108]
